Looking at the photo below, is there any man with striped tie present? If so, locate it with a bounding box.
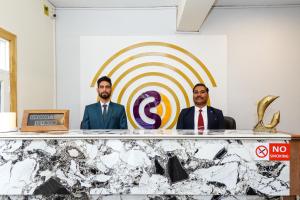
[176,83,225,132]
[81,76,128,129]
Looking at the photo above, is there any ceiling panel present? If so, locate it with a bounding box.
[48,0,179,8]
[48,0,300,8]
[214,0,300,7]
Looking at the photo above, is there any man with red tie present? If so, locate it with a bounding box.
[176,83,225,131]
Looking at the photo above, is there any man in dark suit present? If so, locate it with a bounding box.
[176,83,225,130]
[81,76,128,129]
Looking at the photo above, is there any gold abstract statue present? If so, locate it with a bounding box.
[254,95,280,132]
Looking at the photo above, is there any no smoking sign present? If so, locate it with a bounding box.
[254,143,290,161]
[256,145,268,158]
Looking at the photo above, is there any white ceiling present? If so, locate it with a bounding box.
[48,0,179,8]
[215,0,300,7]
[48,0,300,8]
[48,0,300,32]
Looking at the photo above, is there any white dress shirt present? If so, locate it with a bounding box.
[194,105,208,133]
[100,101,110,113]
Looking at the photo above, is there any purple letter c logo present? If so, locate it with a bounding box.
[133,91,162,129]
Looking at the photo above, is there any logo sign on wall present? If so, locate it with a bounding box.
[80,36,227,129]
[253,143,290,161]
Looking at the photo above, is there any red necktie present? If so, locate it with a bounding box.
[198,109,204,132]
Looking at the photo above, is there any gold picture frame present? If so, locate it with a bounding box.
[21,110,69,132]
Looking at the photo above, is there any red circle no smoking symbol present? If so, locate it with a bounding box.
[256,145,268,158]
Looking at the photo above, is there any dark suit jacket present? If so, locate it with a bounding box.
[81,102,128,129]
[176,106,225,130]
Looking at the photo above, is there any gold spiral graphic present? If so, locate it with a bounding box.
[115,70,190,106]
[107,52,205,84]
[90,41,217,128]
[91,42,216,87]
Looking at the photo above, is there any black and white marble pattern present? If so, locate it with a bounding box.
[0,136,289,198]
[0,195,282,200]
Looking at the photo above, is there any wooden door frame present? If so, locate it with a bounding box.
[0,27,17,118]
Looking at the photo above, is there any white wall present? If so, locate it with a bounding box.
[0,0,55,125]
[200,6,300,133]
[55,8,177,129]
[56,6,300,133]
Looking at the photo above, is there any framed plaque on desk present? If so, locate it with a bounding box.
[21,110,69,132]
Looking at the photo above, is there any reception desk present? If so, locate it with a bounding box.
[0,130,299,200]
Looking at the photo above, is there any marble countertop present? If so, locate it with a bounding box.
[0,129,290,196]
[0,129,291,140]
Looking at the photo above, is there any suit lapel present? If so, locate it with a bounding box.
[95,103,104,128]
[207,106,213,129]
[104,102,114,128]
[188,107,195,129]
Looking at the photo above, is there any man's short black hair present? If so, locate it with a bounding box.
[193,83,209,93]
[97,76,112,88]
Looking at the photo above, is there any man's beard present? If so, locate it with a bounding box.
[99,92,111,100]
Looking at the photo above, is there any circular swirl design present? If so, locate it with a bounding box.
[133,91,162,129]
[91,41,217,129]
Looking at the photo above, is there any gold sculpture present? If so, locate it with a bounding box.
[254,95,280,132]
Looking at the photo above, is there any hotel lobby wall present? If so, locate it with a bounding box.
[56,6,300,132]
[200,6,300,133]
[0,0,56,126]
[55,8,177,130]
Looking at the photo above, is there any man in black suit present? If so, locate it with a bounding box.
[176,83,225,130]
